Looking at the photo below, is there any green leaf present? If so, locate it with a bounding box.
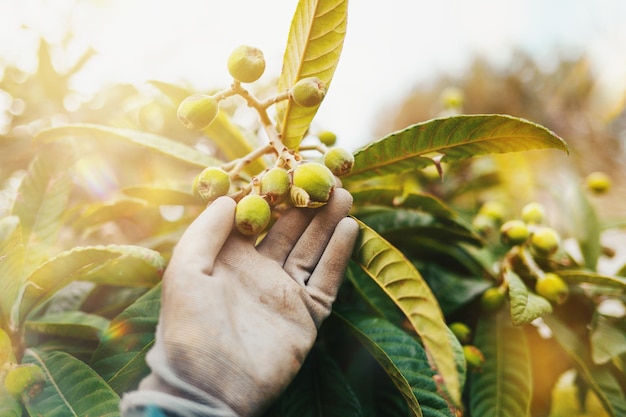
[20,245,164,322]
[0,389,22,417]
[558,270,626,289]
[469,310,532,417]
[360,209,482,247]
[417,262,492,317]
[0,217,24,326]
[23,348,120,417]
[264,347,363,417]
[276,0,348,149]
[35,123,221,169]
[72,199,148,230]
[350,187,455,219]
[505,268,552,325]
[543,314,626,417]
[91,284,161,394]
[148,80,266,175]
[11,149,74,274]
[590,315,626,365]
[336,311,455,417]
[352,220,461,406]
[344,115,569,183]
[122,185,201,206]
[559,183,601,269]
[345,260,405,325]
[26,311,110,341]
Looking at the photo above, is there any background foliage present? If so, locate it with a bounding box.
[1,1,625,416]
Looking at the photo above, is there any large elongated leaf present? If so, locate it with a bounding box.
[469,310,532,417]
[91,283,161,394]
[360,209,482,247]
[558,270,626,289]
[19,245,165,322]
[0,389,22,416]
[350,187,455,219]
[122,185,201,206]
[264,347,363,417]
[23,348,120,417]
[505,268,552,325]
[0,217,24,326]
[352,220,461,406]
[336,312,455,417]
[148,80,267,175]
[11,149,74,275]
[276,0,348,149]
[560,183,601,269]
[36,123,221,169]
[590,315,626,365]
[26,311,110,341]
[345,261,404,325]
[543,315,626,417]
[344,115,569,183]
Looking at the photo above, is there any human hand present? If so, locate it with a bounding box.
[129,188,358,416]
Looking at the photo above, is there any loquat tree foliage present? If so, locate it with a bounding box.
[0,1,625,416]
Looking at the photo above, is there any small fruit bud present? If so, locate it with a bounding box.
[227,45,266,83]
[449,322,472,344]
[317,130,337,147]
[260,167,290,205]
[463,345,486,372]
[441,86,464,109]
[4,363,46,399]
[472,214,496,236]
[530,226,560,257]
[177,94,219,130]
[521,202,545,224]
[323,147,354,177]
[193,167,230,202]
[292,163,335,204]
[235,195,271,236]
[478,201,506,223]
[586,171,611,194]
[291,77,327,107]
[535,272,569,305]
[480,287,506,313]
[499,219,529,246]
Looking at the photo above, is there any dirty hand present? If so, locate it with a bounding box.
[121,188,359,417]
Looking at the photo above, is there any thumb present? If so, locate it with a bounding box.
[168,196,236,275]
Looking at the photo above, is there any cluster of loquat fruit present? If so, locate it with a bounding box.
[176,45,355,236]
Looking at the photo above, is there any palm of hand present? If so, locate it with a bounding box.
[157,190,357,416]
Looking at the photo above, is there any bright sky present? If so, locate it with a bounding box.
[1,0,626,150]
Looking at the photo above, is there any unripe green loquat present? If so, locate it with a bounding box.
[291,77,327,107]
[4,363,46,399]
[177,94,219,131]
[478,201,506,223]
[499,219,529,246]
[449,322,472,344]
[463,345,486,372]
[235,195,271,236]
[585,171,611,195]
[530,226,561,257]
[480,287,506,313]
[292,162,335,205]
[193,167,230,202]
[472,214,496,236]
[521,202,545,224]
[260,167,290,205]
[227,45,266,83]
[323,147,354,177]
[317,130,337,147]
[535,272,569,305]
